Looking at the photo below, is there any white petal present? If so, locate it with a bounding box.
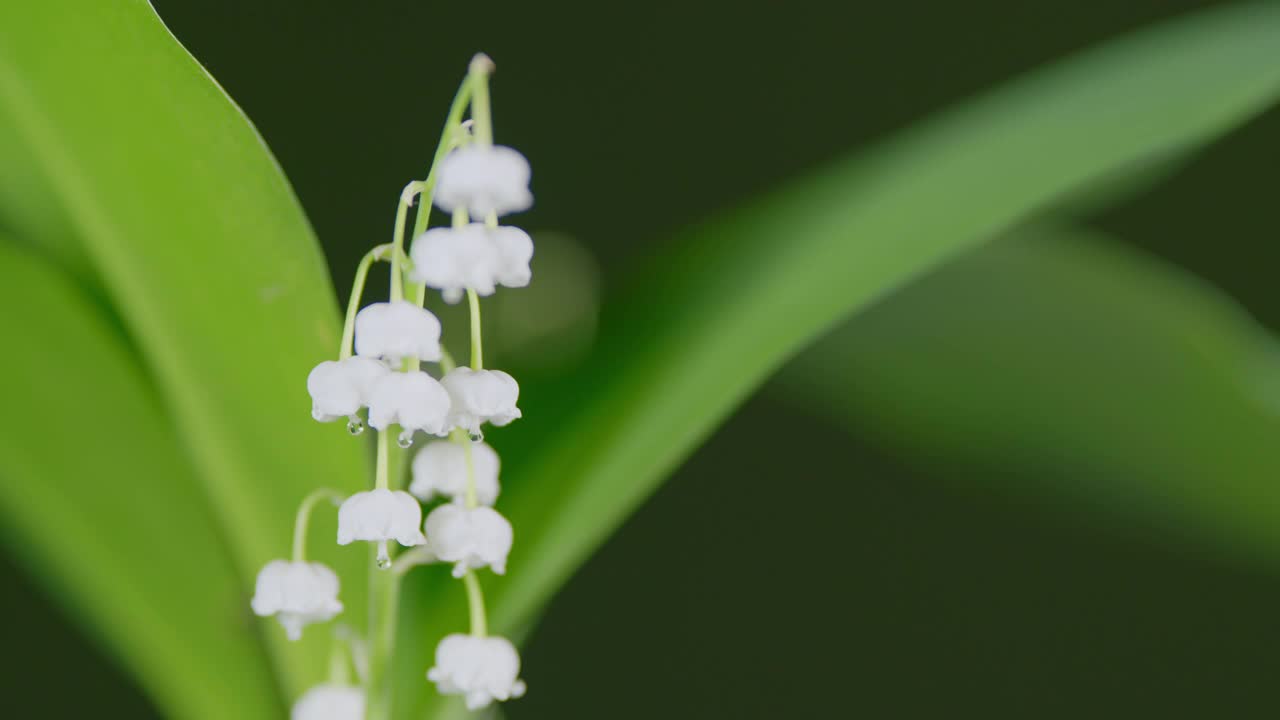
[354,301,442,363]
[424,504,512,575]
[440,367,522,435]
[409,440,500,506]
[426,634,525,711]
[488,226,533,289]
[336,489,425,546]
[434,146,533,218]
[251,560,344,641]
[367,371,452,436]
[307,357,388,421]
[409,225,499,300]
[291,684,365,720]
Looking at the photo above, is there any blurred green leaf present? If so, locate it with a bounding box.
[0,242,283,720]
[399,4,1280,717]
[3,1,1280,718]
[778,227,1280,561]
[0,0,367,707]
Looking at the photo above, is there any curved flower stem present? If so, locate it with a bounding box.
[410,77,475,243]
[291,488,345,563]
[328,631,352,685]
[468,54,495,148]
[332,624,368,684]
[390,546,436,576]
[339,244,395,360]
[388,184,420,304]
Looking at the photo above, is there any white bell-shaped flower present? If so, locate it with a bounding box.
[423,503,513,577]
[441,367,522,436]
[409,440,500,506]
[306,356,388,423]
[409,224,534,304]
[488,225,533,288]
[250,560,343,641]
[427,634,527,711]
[292,684,365,720]
[367,371,452,440]
[354,301,442,363]
[409,225,498,304]
[337,489,426,547]
[434,145,533,218]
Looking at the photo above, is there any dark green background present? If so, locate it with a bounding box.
[4,1,1279,717]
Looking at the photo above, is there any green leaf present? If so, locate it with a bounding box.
[4,1,1280,718]
[0,0,367,705]
[489,0,1280,623]
[778,227,1280,560]
[399,4,1280,717]
[0,241,283,720]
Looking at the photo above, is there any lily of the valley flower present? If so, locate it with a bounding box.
[367,371,452,440]
[354,301,443,363]
[423,504,513,577]
[440,367,521,436]
[427,634,527,711]
[291,684,365,720]
[408,224,534,304]
[337,489,426,547]
[488,225,534,289]
[410,440,500,506]
[251,560,343,641]
[410,225,497,303]
[306,356,388,422]
[433,145,533,218]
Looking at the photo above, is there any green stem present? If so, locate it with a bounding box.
[328,633,352,685]
[291,489,345,563]
[375,429,390,491]
[390,546,436,576]
[366,548,400,719]
[439,347,457,374]
[462,571,488,637]
[467,289,483,371]
[450,416,489,637]
[469,54,495,147]
[410,77,475,244]
[366,428,398,720]
[461,431,478,509]
[389,186,416,303]
[340,244,394,360]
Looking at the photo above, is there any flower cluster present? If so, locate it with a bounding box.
[251,55,531,719]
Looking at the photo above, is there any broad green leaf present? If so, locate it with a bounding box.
[0,241,282,720]
[778,228,1280,561]
[400,4,1280,717]
[0,0,367,703]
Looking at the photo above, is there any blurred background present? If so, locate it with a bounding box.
[5,0,1280,717]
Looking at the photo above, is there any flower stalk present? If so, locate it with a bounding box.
[281,52,533,719]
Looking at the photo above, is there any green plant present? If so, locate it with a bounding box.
[0,2,1277,718]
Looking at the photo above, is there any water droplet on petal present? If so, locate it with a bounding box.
[468,431,484,443]
[376,542,391,570]
[347,418,365,436]
[397,431,414,449]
